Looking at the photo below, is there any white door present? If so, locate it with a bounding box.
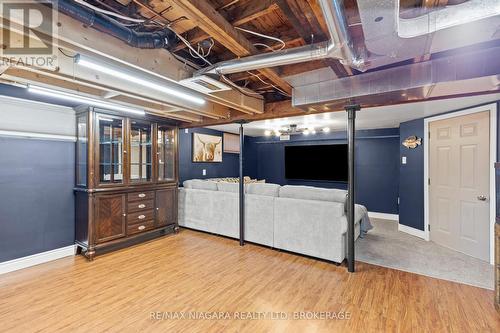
[429,111,490,261]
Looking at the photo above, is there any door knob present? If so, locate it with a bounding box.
[477,195,488,201]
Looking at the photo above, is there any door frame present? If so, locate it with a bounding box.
[424,103,497,264]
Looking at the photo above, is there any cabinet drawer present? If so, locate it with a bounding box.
[127,210,155,224]
[127,220,155,235]
[128,191,154,202]
[127,200,154,213]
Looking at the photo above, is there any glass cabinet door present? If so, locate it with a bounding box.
[76,114,88,187]
[158,127,176,181]
[130,121,152,182]
[97,115,124,184]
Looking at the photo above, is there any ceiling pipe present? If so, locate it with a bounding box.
[58,0,178,50]
[197,0,360,76]
[292,45,500,110]
[197,0,500,76]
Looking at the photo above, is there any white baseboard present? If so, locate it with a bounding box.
[398,224,428,240]
[0,245,76,275]
[368,211,399,221]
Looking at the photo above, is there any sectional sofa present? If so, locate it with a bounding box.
[178,180,369,263]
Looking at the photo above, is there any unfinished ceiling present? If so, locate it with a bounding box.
[0,0,499,126]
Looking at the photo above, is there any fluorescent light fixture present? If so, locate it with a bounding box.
[27,85,145,115]
[98,116,115,122]
[76,56,205,105]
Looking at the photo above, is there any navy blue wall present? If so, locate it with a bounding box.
[399,119,425,230]
[0,137,75,262]
[179,128,240,184]
[244,128,400,214]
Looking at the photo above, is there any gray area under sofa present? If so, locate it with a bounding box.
[178,180,368,263]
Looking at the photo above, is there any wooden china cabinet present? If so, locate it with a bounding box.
[74,107,179,260]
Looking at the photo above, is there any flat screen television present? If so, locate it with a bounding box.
[285,144,348,182]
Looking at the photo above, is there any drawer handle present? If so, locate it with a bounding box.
[138,204,146,209]
[138,193,146,198]
[138,215,146,220]
[138,225,146,231]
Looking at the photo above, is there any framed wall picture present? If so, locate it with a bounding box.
[223,132,240,154]
[192,133,223,162]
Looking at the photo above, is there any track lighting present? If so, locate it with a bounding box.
[76,55,205,105]
[27,85,145,115]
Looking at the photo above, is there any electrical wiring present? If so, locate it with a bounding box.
[253,43,275,53]
[58,48,77,59]
[73,1,265,99]
[235,26,286,51]
[246,71,291,97]
[174,32,263,98]
[74,0,145,23]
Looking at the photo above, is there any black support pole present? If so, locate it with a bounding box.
[238,122,245,246]
[345,104,360,273]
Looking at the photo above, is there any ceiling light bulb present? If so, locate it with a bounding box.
[264,130,271,136]
[76,56,205,105]
[311,130,316,134]
[27,85,145,115]
[322,127,330,133]
[303,129,310,135]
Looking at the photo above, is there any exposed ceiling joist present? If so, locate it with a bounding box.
[168,0,293,95]
[275,0,352,77]
[227,0,279,27]
[172,0,278,52]
[0,5,265,118]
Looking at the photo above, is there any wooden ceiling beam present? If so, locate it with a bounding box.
[172,0,278,52]
[227,0,279,27]
[168,0,292,95]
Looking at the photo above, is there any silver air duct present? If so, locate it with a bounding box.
[196,0,352,76]
[196,0,500,76]
[198,40,338,75]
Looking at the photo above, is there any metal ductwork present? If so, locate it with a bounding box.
[358,0,500,69]
[197,0,500,76]
[197,0,352,76]
[198,40,339,75]
[58,0,178,49]
[292,45,500,110]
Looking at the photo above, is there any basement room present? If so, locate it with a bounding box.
[0,0,499,332]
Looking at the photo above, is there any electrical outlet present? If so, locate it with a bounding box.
[402,156,407,165]
[184,128,189,134]
[202,169,206,176]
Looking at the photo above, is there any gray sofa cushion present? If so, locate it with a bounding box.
[184,179,218,191]
[279,185,347,203]
[246,183,280,197]
[216,182,240,193]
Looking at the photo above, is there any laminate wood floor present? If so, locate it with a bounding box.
[0,229,498,332]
